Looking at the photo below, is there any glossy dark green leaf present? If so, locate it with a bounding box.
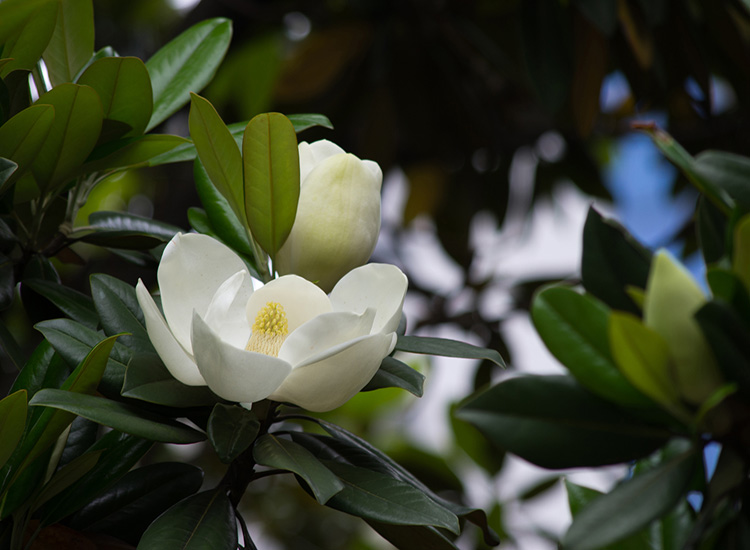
[188,93,245,222]
[0,252,13,310]
[581,207,652,314]
[295,419,499,545]
[40,430,152,527]
[0,390,27,470]
[285,113,334,133]
[0,0,57,76]
[29,389,206,443]
[84,134,191,173]
[449,402,506,476]
[254,434,343,504]
[207,403,259,464]
[456,375,670,468]
[395,335,505,367]
[57,416,98,469]
[693,150,750,212]
[366,521,460,550]
[67,462,203,544]
[324,461,459,533]
[32,449,102,510]
[638,125,733,214]
[193,159,255,258]
[122,352,220,407]
[23,279,98,329]
[0,104,55,192]
[565,480,656,550]
[696,197,728,265]
[0,158,16,188]
[706,268,750,325]
[532,286,653,407]
[0,318,26,371]
[32,83,102,191]
[35,318,128,396]
[89,211,181,242]
[243,112,300,257]
[78,56,152,140]
[42,0,94,85]
[3,336,118,493]
[733,214,750,289]
[362,356,424,397]
[146,18,232,131]
[77,230,165,250]
[695,301,750,398]
[137,489,237,550]
[90,272,150,351]
[563,446,698,550]
[10,340,67,399]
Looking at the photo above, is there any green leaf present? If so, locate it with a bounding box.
[366,521,460,550]
[193,160,255,258]
[0,252,14,310]
[39,430,152,527]
[732,214,750,290]
[0,104,55,192]
[147,112,332,166]
[35,318,128,396]
[456,375,671,468]
[608,312,685,411]
[57,416,98,468]
[32,449,102,510]
[42,0,94,86]
[0,0,58,76]
[0,158,17,188]
[563,446,698,550]
[83,134,191,173]
[637,125,733,214]
[3,336,118,496]
[532,286,653,407]
[29,389,206,444]
[695,301,750,399]
[207,403,259,464]
[0,390,27,470]
[22,279,99,329]
[394,335,505,368]
[254,434,343,504]
[137,489,237,550]
[581,207,652,314]
[122,352,220,408]
[10,340,67,399]
[89,273,151,352]
[78,56,153,141]
[32,83,103,192]
[565,480,657,550]
[693,150,750,212]
[77,230,165,250]
[89,211,181,242]
[324,461,460,534]
[696,197,728,265]
[146,18,232,131]
[243,112,300,257]
[706,268,750,326]
[188,93,245,222]
[67,462,203,544]
[0,0,56,44]
[362,356,424,397]
[1,317,30,372]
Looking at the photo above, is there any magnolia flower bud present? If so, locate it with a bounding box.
[275,140,382,292]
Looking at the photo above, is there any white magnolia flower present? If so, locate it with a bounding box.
[275,139,382,292]
[135,233,407,412]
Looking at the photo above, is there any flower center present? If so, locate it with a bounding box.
[245,301,289,357]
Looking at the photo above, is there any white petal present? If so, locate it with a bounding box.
[270,332,395,412]
[278,309,375,367]
[361,159,383,191]
[246,275,331,332]
[158,233,249,352]
[191,312,291,403]
[135,280,206,386]
[299,139,345,182]
[329,263,408,334]
[203,271,252,348]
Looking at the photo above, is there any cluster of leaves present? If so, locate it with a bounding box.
[457,128,750,549]
[0,1,513,548]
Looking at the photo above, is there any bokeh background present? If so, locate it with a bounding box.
[5,0,750,548]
